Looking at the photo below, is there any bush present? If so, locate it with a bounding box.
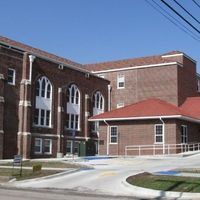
[32,164,42,173]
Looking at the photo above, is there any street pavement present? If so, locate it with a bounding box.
[4,152,200,198]
[0,187,139,200]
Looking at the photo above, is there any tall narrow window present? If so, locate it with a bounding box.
[181,125,188,144]
[110,126,118,144]
[34,76,52,127]
[155,124,163,143]
[7,68,16,85]
[66,84,80,131]
[117,74,125,89]
[92,91,104,132]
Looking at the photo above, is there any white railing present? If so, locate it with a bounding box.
[125,143,200,156]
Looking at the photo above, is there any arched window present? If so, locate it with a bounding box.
[92,91,104,132]
[67,84,80,104]
[34,76,52,127]
[93,91,104,112]
[66,84,80,130]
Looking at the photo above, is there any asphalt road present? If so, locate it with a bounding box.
[0,187,139,200]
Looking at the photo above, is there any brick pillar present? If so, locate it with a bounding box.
[84,94,90,139]
[0,72,5,159]
[17,53,35,159]
[57,87,64,157]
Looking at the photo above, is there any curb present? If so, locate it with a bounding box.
[122,179,200,199]
[6,168,80,185]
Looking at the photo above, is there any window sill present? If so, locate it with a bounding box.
[117,87,125,90]
[109,143,118,145]
[33,125,53,129]
[8,82,15,86]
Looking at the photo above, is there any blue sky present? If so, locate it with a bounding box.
[1,0,200,71]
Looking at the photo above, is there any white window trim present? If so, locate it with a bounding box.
[34,138,43,154]
[44,139,52,155]
[117,74,125,89]
[66,140,73,154]
[34,109,52,128]
[35,76,52,128]
[110,126,118,144]
[68,84,80,105]
[7,68,16,85]
[154,124,163,144]
[117,102,124,108]
[181,125,188,144]
[66,113,80,131]
[93,91,105,111]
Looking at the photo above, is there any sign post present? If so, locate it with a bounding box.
[13,155,23,176]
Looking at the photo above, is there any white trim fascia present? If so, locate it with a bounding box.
[162,53,196,64]
[0,41,108,82]
[89,115,182,122]
[89,115,200,124]
[32,133,59,138]
[0,130,4,134]
[162,53,183,58]
[91,62,182,74]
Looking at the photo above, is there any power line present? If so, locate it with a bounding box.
[160,0,200,34]
[173,0,200,24]
[192,0,200,9]
[145,0,200,42]
[151,0,200,40]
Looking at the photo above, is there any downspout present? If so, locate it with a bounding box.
[104,120,110,156]
[28,55,36,82]
[108,85,112,111]
[160,117,165,155]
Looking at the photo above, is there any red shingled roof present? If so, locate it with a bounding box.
[85,51,182,72]
[89,98,200,121]
[0,36,84,70]
[180,97,200,119]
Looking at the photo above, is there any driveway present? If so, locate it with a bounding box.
[7,153,200,197]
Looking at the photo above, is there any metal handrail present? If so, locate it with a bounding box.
[125,142,200,156]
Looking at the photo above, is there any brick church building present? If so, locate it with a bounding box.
[1,36,200,158]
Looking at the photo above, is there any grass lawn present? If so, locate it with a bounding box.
[127,172,200,193]
[0,160,81,168]
[0,168,63,181]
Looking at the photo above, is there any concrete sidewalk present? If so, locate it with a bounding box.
[3,153,200,199]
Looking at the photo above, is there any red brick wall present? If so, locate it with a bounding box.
[178,57,199,105]
[101,64,179,109]
[98,119,197,156]
[0,46,23,158]
[0,45,109,159]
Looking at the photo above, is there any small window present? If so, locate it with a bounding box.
[117,102,124,108]
[117,74,125,89]
[181,125,188,144]
[155,124,163,143]
[34,138,42,154]
[7,68,16,85]
[110,126,118,144]
[44,139,52,154]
